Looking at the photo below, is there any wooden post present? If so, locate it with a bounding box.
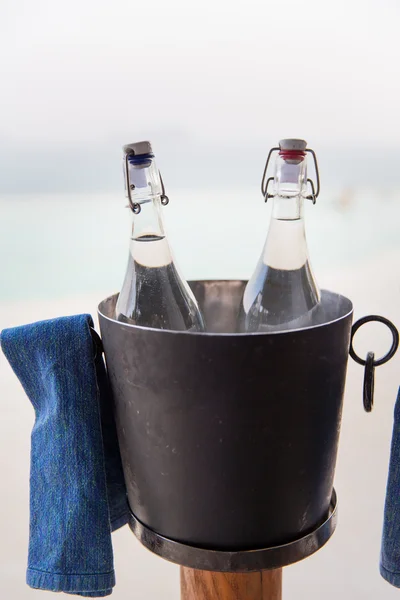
[180,567,282,600]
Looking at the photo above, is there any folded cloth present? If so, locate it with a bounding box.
[1,314,129,597]
[381,387,400,587]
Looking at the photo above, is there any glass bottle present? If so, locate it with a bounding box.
[115,141,205,332]
[237,139,321,333]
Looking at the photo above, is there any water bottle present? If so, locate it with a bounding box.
[115,141,205,332]
[238,139,322,333]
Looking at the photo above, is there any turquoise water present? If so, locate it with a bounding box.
[1,187,399,302]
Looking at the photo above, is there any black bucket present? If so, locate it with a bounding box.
[98,281,358,569]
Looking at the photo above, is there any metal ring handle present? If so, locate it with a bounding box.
[350,315,399,367]
[363,351,375,412]
[350,315,399,413]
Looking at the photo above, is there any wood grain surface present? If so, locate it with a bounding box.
[180,568,282,600]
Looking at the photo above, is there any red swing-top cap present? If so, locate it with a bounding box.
[279,138,307,161]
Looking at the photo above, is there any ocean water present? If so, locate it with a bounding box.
[0,186,399,303]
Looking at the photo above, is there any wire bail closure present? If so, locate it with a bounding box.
[124,155,170,214]
[261,146,321,204]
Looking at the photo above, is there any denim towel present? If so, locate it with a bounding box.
[0,314,129,597]
[381,387,400,587]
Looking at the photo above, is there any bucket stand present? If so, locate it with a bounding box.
[180,568,282,600]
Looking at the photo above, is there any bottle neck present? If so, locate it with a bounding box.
[125,154,166,240]
[264,153,309,270]
[271,152,307,221]
[130,197,166,241]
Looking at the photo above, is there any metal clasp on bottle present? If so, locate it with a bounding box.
[124,155,170,214]
[261,146,321,204]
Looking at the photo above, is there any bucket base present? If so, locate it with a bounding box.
[128,490,337,572]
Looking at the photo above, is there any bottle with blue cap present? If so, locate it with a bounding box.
[237,138,322,333]
[115,141,205,331]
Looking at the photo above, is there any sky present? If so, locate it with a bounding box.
[1,0,400,191]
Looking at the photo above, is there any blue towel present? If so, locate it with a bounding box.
[381,387,400,587]
[0,315,129,597]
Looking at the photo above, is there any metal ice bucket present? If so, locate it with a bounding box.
[97,280,397,572]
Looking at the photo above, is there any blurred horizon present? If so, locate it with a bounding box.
[2,139,400,193]
[1,0,400,193]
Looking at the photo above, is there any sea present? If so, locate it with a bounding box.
[0,186,399,303]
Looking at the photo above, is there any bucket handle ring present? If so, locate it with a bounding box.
[350,315,399,412]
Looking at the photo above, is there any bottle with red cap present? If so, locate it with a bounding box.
[237,139,322,333]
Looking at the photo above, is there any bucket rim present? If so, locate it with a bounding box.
[98,280,353,337]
